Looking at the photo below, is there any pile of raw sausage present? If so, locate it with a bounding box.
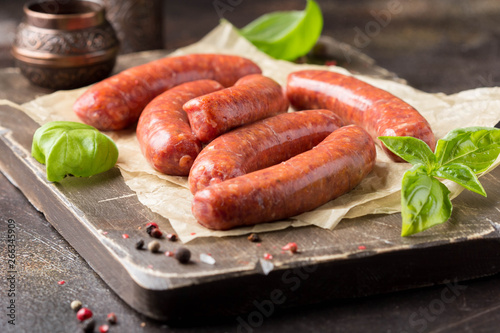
[73,53,436,230]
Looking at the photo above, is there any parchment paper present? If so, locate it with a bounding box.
[9,21,500,242]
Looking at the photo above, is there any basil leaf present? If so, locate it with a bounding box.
[433,163,486,197]
[435,127,500,173]
[32,121,119,182]
[379,136,436,168]
[401,165,452,237]
[239,0,323,61]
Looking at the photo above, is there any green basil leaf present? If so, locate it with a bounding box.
[433,163,486,197]
[435,127,500,173]
[378,136,436,168]
[32,121,119,182]
[401,165,452,237]
[239,0,323,61]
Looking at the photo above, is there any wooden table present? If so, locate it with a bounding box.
[2,1,500,332]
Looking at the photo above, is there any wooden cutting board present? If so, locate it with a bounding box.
[1,50,500,321]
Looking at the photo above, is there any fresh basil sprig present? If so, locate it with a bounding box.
[379,127,500,236]
[32,121,119,182]
[239,0,323,61]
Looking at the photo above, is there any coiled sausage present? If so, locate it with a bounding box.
[286,70,436,162]
[137,80,224,176]
[192,125,376,230]
[183,74,289,143]
[73,54,261,131]
[188,109,344,193]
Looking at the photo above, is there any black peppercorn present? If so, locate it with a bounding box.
[135,239,144,250]
[175,247,191,264]
[247,233,260,242]
[81,318,95,332]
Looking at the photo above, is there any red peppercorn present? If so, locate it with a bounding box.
[263,253,273,260]
[106,312,117,324]
[282,242,298,253]
[166,233,178,241]
[145,222,159,235]
[122,234,129,239]
[150,228,163,238]
[99,324,109,333]
[146,222,158,228]
[76,307,93,321]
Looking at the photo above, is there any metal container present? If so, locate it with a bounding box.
[11,0,120,90]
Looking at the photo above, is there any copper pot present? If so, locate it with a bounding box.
[12,0,120,90]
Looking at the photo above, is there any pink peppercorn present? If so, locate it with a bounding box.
[76,307,93,321]
[282,242,298,253]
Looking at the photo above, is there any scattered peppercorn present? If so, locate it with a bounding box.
[165,251,174,257]
[77,307,93,321]
[148,240,161,253]
[135,239,144,250]
[358,245,366,250]
[81,318,95,332]
[247,233,260,242]
[150,228,163,238]
[58,280,66,285]
[166,233,178,241]
[99,324,109,333]
[122,234,129,239]
[263,253,273,260]
[70,300,82,311]
[145,222,158,235]
[106,312,117,324]
[175,247,191,264]
[282,242,298,254]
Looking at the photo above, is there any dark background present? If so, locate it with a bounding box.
[1,1,500,332]
[1,0,499,93]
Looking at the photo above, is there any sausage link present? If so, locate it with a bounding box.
[136,80,224,176]
[183,74,289,143]
[192,125,376,230]
[286,70,436,162]
[73,54,261,131]
[188,109,344,194]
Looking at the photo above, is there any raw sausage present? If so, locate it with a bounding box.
[188,109,344,194]
[183,74,289,143]
[136,80,224,176]
[73,54,261,131]
[192,125,376,230]
[286,70,436,162]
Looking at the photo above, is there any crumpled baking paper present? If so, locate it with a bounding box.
[15,21,500,242]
